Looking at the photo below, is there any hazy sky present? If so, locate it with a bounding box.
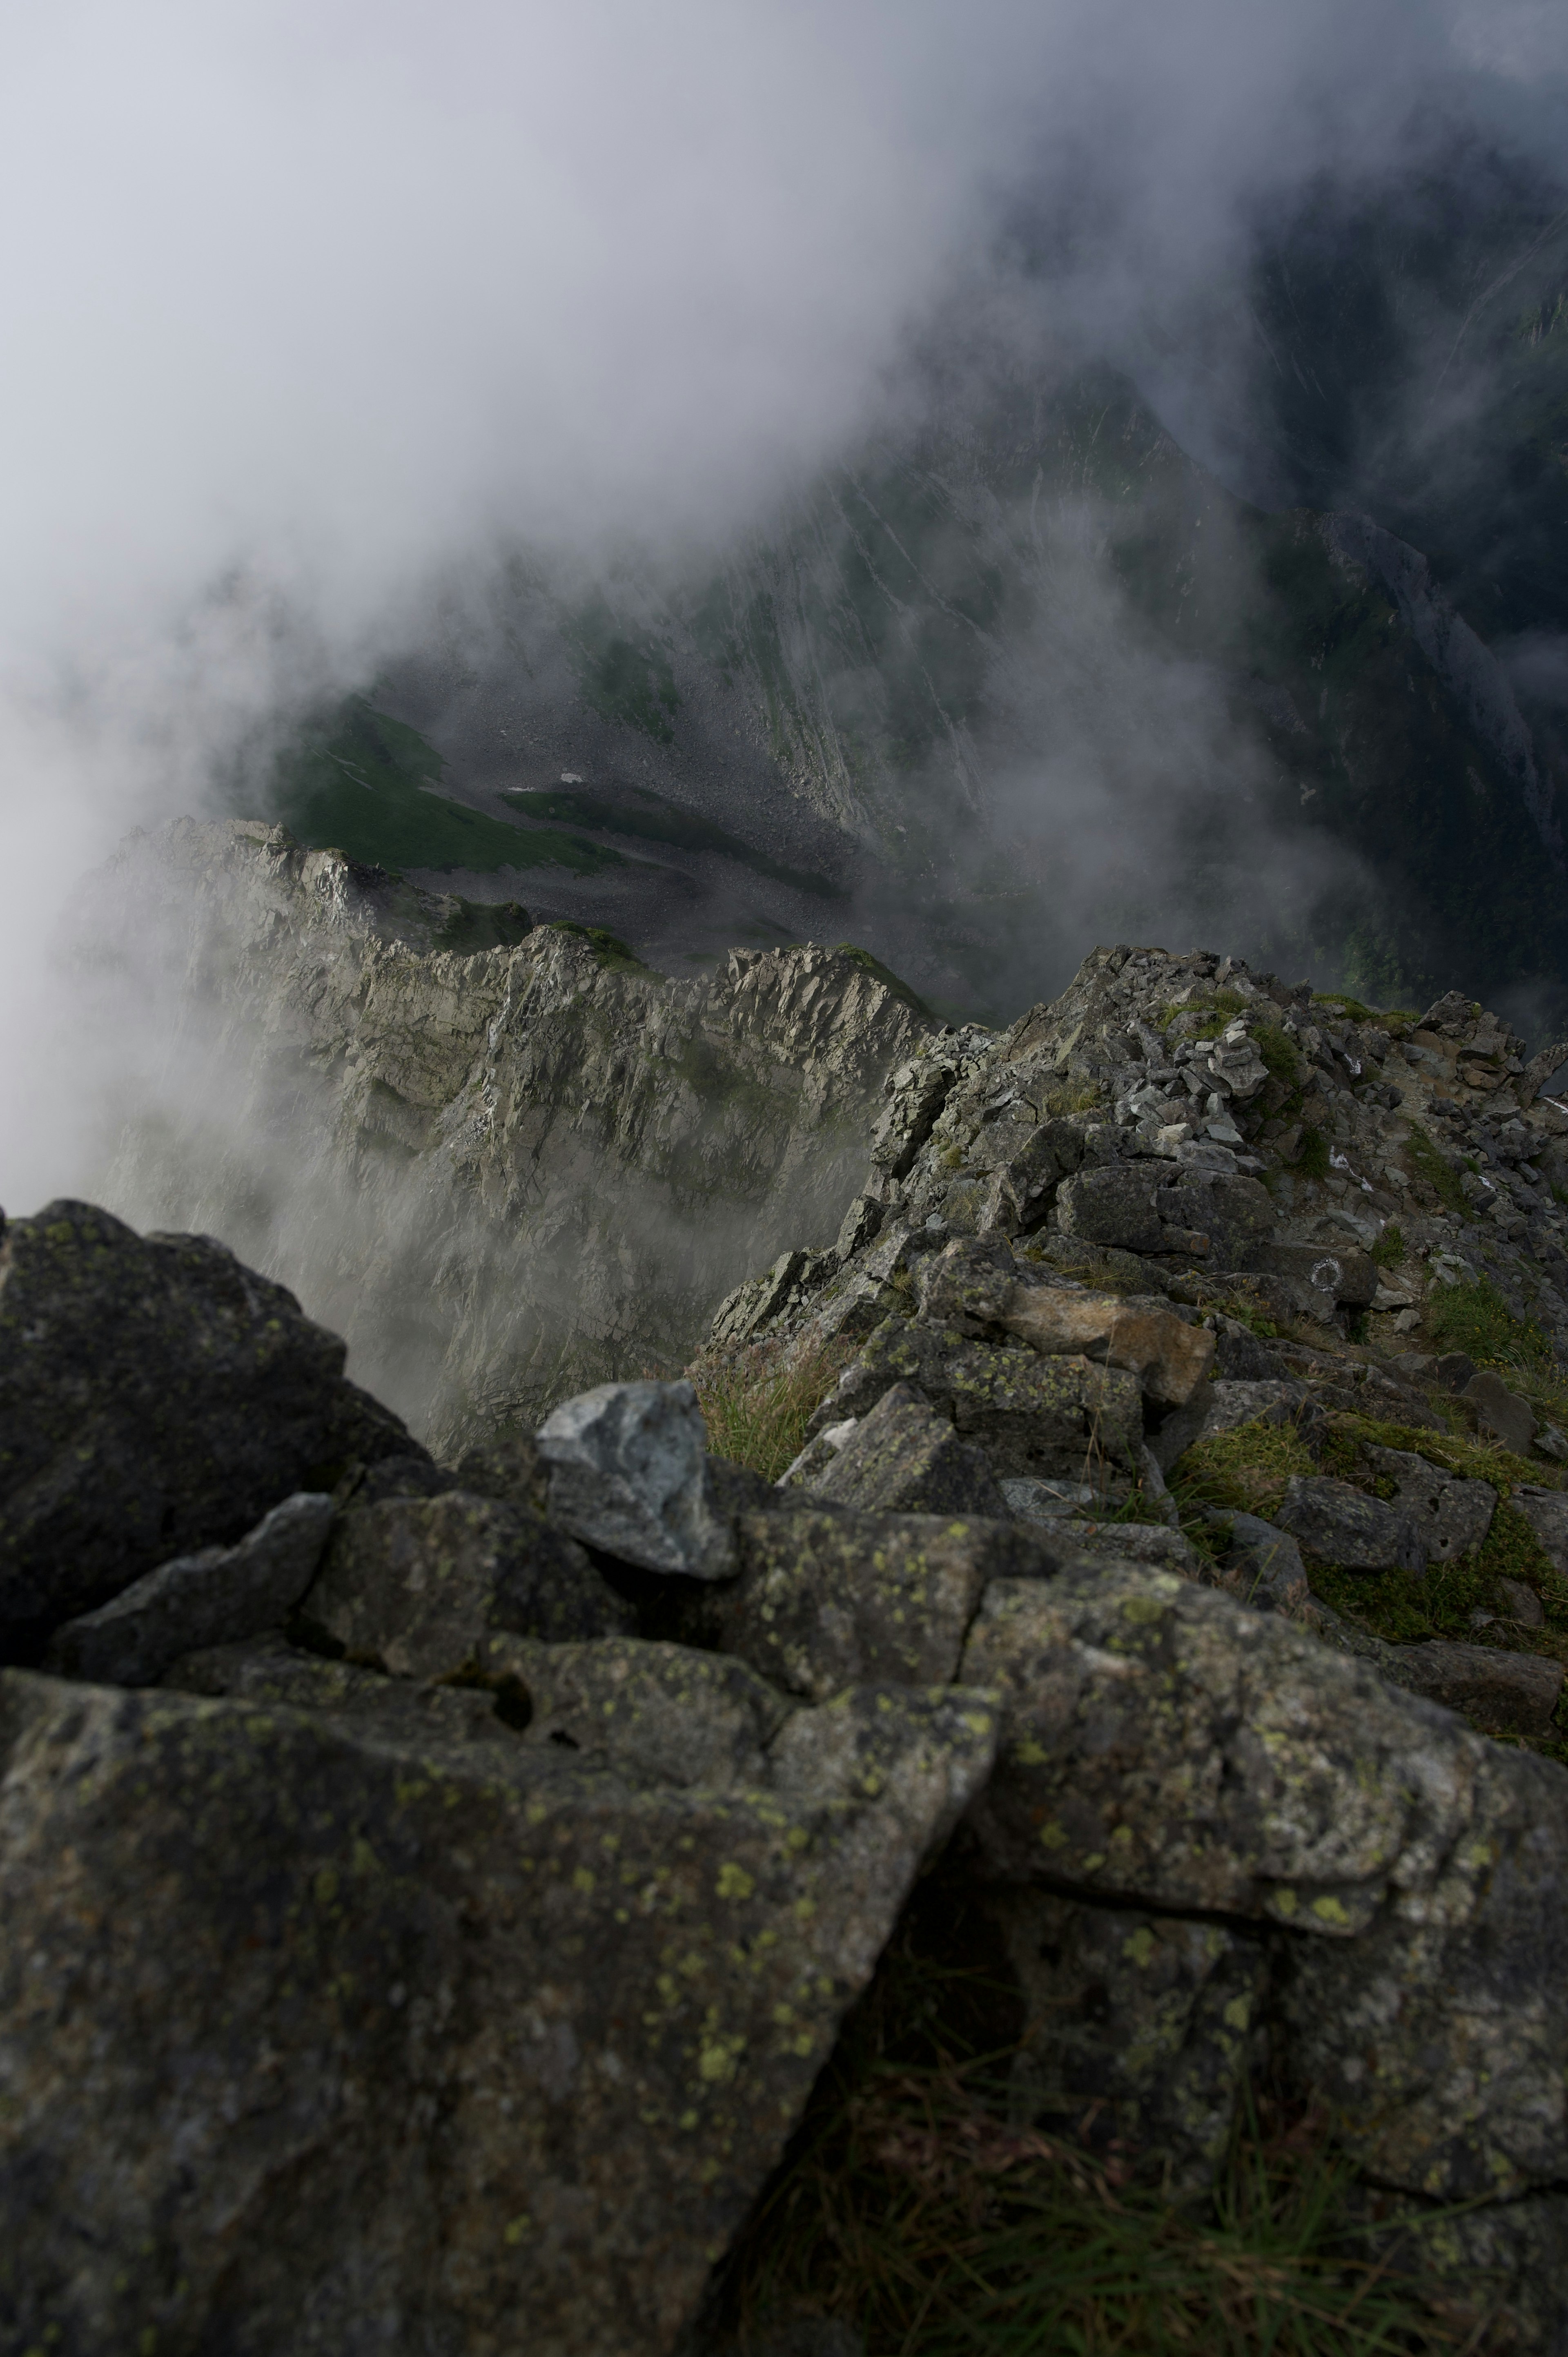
[1,0,1564,1211]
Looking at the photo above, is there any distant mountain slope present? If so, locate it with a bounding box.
[243,362,1568,1033]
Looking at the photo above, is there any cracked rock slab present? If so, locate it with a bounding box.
[959,1564,1568,2199]
[41,1491,335,1686]
[0,1661,997,2357]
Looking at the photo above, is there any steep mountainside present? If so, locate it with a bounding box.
[83,820,931,1448]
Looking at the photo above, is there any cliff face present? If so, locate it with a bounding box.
[85,820,933,1449]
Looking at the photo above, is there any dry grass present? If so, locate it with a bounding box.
[708,1903,1484,2356]
[687,1333,855,1481]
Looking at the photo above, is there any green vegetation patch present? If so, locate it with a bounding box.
[688,1335,852,1481]
[267,696,623,877]
[1425,1275,1550,1371]
[1404,1124,1469,1220]
[546,920,651,977]
[1171,1418,1317,1518]
[503,785,843,900]
[1371,1222,1406,1270]
[1292,1126,1331,1182]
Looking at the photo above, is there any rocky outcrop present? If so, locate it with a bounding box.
[80,819,935,1451]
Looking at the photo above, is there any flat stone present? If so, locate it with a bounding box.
[806,1383,1007,1518]
[999,1477,1100,1522]
[1381,1640,1564,1740]
[1274,1476,1428,1572]
[1358,1446,1497,1562]
[300,1492,633,1676]
[1053,1521,1207,1578]
[691,1503,1058,1704]
[0,1201,418,1654]
[0,1659,996,2357]
[41,1492,335,1687]
[999,1285,1215,1407]
[1463,1370,1537,1457]
[537,1380,735,1579]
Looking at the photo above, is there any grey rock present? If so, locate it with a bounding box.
[300,1491,633,1676]
[1055,1520,1207,1578]
[0,1659,996,2357]
[1274,1475,1428,1572]
[1247,1240,1377,1313]
[1360,1445,1497,1561]
[0,1200,418,1655]
[42,1492,334,1687]
[807,1383,1007,1518]
[1055,1164,1165,1252]
[1193,1378,1317,1446]
[1432,1350,1479,1392]
[446,1429,552,1515]
[693,1503,1058,1703]
[1498,1576,1546,1627]
[1211,1512,1312,1614]
[538,1379,735,1579]
[1513,1484,1568,1576]
[994,1886,1267,2192]
[1380,1639,1564,1740]
[1463,1369,1537,1456]
[961,1563,1568,2198]
[999,1477,1100,1522]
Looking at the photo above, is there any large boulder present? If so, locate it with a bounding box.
[959,1564,1568,2201]
[0,1202,416,1657]
[298,1491,633,1675]
[0,1658,997,2357]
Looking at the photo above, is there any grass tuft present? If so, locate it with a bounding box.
[1371,1223,1406,1271]
[708,1893,1477,2355]
[1404,1127,1469,1220]
[1425,1276,1550,1373]
[1172,1418,1317,1518]
[688,1336,853,1481]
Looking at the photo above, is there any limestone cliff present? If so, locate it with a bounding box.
[83,819,933,1450]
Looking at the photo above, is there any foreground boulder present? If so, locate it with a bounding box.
[0,1202,416,1657]
[0,1661,996,2357]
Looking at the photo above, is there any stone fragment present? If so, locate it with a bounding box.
[0,1661,996,2357]
[538,1379,734,1579]
[1050,1521,1207,1578]
[1157,1176,1275,1269]
[1211,1512,1312,1614]
[1432,1351,1478,1392]
[1512,1485,1568,1577]
[695,1503,1057,1703]
[960,1563,1568,2198]
[0,1200,418,1654]
[993,1887,1268,2191]
[913,1234,1022,1332]
[1194,1378,1317,1444]
[1273,1476,1427,1572]
[42,1491,334,1687]
[1497,1577,1546,1628]
[300,1492,633,1676]
[806,1383,1007,1518]
[998,1477,1100,1522]
[1380,1640,1564,1740]
[1462,1370,1537,1457]
[1360,1446,1496,1561]
[998,1285,1215,1407]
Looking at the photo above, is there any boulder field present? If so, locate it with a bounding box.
[7,935,1568,2350]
